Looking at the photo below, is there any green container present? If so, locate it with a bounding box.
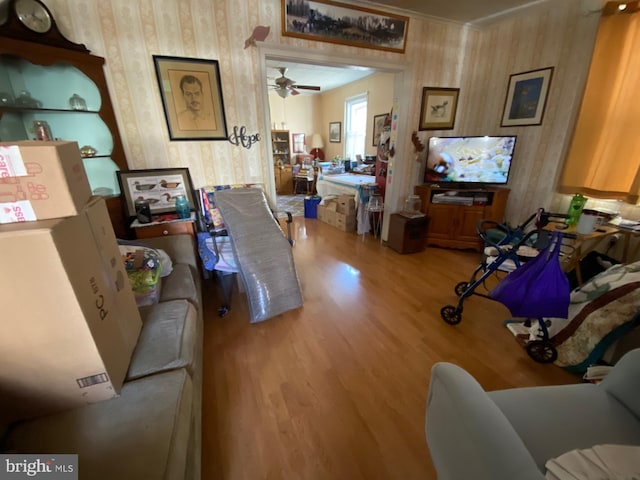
[567,193,587,225]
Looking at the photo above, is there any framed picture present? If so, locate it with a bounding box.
[117,168,196,219]
[329,122,341,143]
[282,0,409,54]
[292,133,306,153]
[152,55,229,141]
[372,113,387,146]
[419,87,460,131]
[501,67,554,127]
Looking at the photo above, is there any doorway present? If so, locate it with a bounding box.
[259,45,411,239]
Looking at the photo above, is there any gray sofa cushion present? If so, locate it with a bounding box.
[127,300,198,381]
[2,369,193,480]
[489,383,640,472]
[160,263,200,309]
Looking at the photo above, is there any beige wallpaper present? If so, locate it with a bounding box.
[44,0,610,225]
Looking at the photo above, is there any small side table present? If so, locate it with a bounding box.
[130,212,197,240]
[387,213,428,254]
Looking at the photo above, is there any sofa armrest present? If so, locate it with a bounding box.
[426,363,544,480]
[143,234,198,273]
[600,348,640,418]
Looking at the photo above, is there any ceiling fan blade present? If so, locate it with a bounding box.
[290,89,301,96]
[292,85,321,91]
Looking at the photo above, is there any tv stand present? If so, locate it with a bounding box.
[414,184,510,251]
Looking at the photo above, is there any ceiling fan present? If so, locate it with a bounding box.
[269,67,320,98]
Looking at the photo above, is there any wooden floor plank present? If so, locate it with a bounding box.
[201,217,578,479]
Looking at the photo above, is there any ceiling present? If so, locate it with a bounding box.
[266,61,375,97]
[266,0,548,96]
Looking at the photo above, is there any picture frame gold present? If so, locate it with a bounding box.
[501,67,554,127]
[152,55,228,141]
[117,168,196,219]
[418,87,459,131]
[282,0,409,54]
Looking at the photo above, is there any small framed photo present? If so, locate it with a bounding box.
[329,122,341,143]
[152,55,229,141]
[372,113,387,146]
[419,87,459,131]
[117,168,196,219]
[292,133,306,153]
[501,67,554,127]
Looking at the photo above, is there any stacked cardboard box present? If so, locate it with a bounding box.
[318,194,356,232]
[0,141,142,420]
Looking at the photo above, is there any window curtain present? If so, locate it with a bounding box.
[558,2,640,203]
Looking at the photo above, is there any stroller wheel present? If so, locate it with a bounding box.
[526,340,557,364]
[454,282,469,296]
[441,305,462,325]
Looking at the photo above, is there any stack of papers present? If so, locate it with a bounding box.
[609,217,640,231]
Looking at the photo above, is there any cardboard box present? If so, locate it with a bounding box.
[337,195,356,214]
[336,212,356,232]
[0,197,142,420]
[0,141,91,224]
[318,201,338,226]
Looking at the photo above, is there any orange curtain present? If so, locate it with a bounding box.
[558,2,640,203]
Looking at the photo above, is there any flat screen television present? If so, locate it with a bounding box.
[424,136,517,186]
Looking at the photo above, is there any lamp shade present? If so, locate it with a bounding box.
[310,134,324,149]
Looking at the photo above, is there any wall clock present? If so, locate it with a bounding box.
[14,0,52,34]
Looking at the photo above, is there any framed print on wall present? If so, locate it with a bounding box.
[117,168,196,219]
[329,122,341,143]
[501,67,554,127]
[418,87,459,131]
[282,0,409,54]
[372,113,387,146]
[152,55,229,141]
[292,133,306,153]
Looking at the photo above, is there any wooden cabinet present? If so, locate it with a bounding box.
[414,185,510,251]
[275,164,293,195]
[0,8,130,237]
[271,129,290,165]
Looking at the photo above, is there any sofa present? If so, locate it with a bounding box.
[0,234,203,480]
[425,348,640,480]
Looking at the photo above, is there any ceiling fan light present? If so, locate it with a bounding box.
[276,88,289,99]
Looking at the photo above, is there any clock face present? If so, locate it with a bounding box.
[14,0,52,33]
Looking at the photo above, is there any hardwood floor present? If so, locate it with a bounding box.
[201,217,578,480]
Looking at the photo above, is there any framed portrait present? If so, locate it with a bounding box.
[282,0,409,54]
[501,67,554,127]
[152,55,229,141]
[329,122,341,143]
[292,133,306,153]
[117,168,196,219]
[418,87,459,131]
[372,113,387,146]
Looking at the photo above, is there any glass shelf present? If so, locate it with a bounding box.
[0,57,119,194]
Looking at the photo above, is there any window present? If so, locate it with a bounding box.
[558,4,640,203]
[344,93,368,162]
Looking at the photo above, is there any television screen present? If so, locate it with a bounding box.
[424,136,516,185]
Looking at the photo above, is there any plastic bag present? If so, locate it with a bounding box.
[489,231,570,319]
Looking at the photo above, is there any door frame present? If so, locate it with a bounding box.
[257,43,412,240]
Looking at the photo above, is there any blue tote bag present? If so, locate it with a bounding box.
[489,232,570,319]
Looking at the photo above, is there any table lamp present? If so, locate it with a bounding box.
[310,134,324,161]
